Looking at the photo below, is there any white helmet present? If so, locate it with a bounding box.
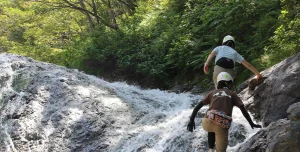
[222,35,235,44]
[217,72,233,83]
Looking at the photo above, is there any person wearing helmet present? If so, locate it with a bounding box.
[203,35,262,89]
[187,72,262,152]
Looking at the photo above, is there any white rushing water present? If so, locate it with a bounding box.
[98,81,261,152]
[0,54,261,152]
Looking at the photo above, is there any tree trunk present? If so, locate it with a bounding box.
[79,0,95,29]
[91,0,100,24]
[107,0,119,30]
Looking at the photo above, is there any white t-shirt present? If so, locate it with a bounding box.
[213,46,244,64]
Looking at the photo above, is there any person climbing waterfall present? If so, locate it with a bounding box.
[203,35,263,150]
[187,72,262,152]
[203,35,262,89]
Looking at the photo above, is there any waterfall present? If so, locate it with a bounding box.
[100,81,261,152]
[0,53,261,152]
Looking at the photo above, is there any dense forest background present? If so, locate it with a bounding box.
[0,0,299,90]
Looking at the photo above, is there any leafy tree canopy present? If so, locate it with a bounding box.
[0,0,298,89]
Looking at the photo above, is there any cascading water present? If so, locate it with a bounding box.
[0,53,261,152]
[103,82,261,152]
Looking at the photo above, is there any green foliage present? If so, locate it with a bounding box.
[0,1,86,66]
[1,0,298,90]
[160,0,281,86]
[263,0,300,67]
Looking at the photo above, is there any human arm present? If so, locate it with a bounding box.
[239,105,262,129]
[187,102,204,132]
[241,60,262,79]
[204,50,217,74]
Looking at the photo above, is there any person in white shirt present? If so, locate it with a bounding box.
[203,35,262,89]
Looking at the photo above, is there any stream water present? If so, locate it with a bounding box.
[0,54,261,152]
[102,81,260,152]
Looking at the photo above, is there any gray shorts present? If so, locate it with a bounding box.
[213,65,236,89]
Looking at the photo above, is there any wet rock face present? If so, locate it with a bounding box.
[0,54,210,152]
[236,119,300,152]
[239,52,300,126]
[237,52,300,151]
[0,53,133,152]
[287,102,300,121]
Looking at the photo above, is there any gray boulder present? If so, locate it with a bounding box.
[237,52,300,151]
[239,52,300,126]
[236,118,300,152]
[236,102,300,152]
